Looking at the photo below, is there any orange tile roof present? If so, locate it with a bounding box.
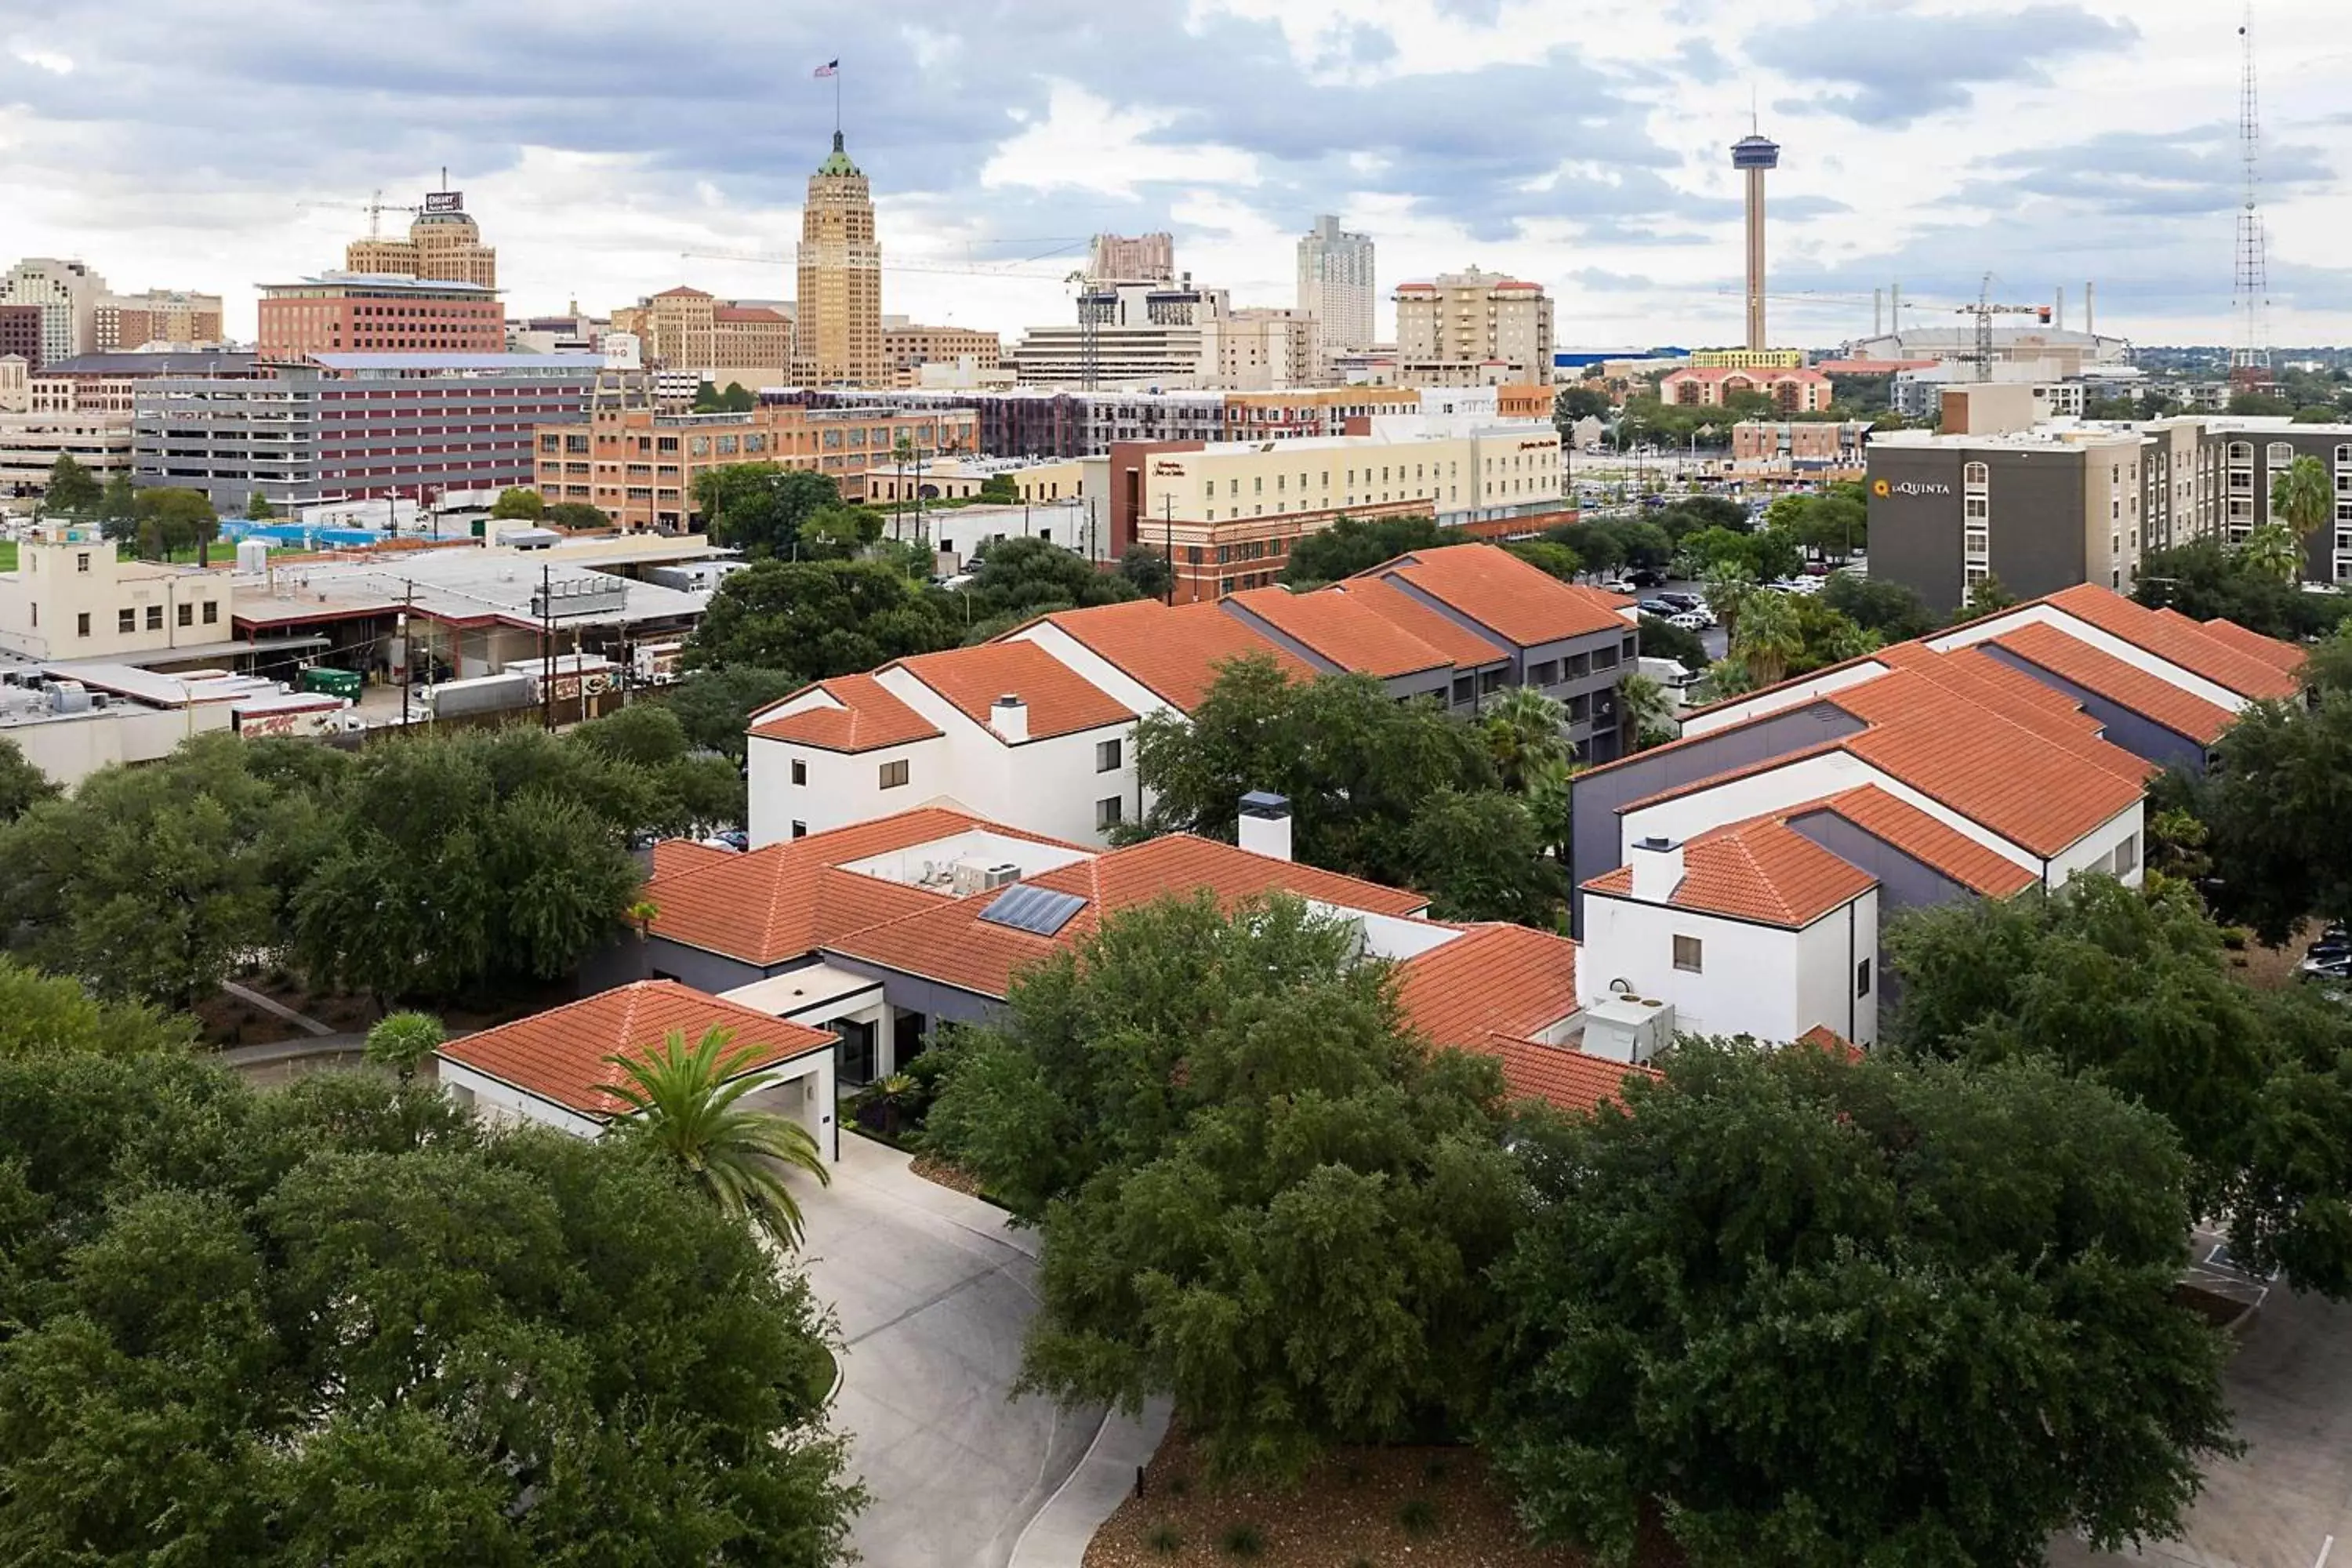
[1014,599,1312,712]
[827,833,1429,999]
[1363,543,1629,647]
[748,673,944,753]
[1793,1024,1864,1062]
[1842,655,2145,782]
[1226,586,1453,678]
[1396,924,1582,1054]
[2196,614,2307,675]
[644,808,1081,965]
[1489,1036,1661,1114]
[1792,786,2040,898]
[1580,817,1876,928]
[437,980,835,1119]
[889,641,1135,742]
[1330,577,1511,670]
[651,840,734,880]
[2042,585,2303,701]
[1989,620,2238,746]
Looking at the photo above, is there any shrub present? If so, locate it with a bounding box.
[1397,1497,1439,1536]
[1221,1521,1265,1558]
[1146,1522,1183,1555]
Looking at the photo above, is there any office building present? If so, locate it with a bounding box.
[535,400,977,532]
[0,528,231,660]
[611,288,793,383]
[344,187,498,288]
[93,290,225,351]
[1392,268,1554,383]
[0,306,47,372]
[32,350,264,415]
[0,259,107,365]
[1011,279,1225,389]
[1203,307,1319,391]
[882,319,1003,387]
[795,133,884,387]
[1085,233,1174,285]
[135,353,605,514]
[256,274,505,360]
[1689,348,1806,369]
[1296,215,1375,360]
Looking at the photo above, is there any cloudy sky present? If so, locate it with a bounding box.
[4,0,2347,350]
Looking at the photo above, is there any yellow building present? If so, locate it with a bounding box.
[1392,267,1554,382]
[884,321,1001,387]
[612,289,793,380]
[1687,348,1807,369]
[0,528,230,660]
[795,134,884,387]
[345,191,498,289]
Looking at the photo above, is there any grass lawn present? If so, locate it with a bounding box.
[1085,1428,1686,1568]
[0,540,14,571]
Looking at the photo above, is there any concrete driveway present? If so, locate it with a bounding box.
[2049,1287,2352,1568]
[793,1136,1103,1568]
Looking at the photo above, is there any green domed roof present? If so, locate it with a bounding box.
[816,131,861,176]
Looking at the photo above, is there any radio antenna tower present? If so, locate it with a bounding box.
[2230,2,2271,385]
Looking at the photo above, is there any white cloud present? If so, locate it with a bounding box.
[9,40,74,74]
[979,80,1259,199]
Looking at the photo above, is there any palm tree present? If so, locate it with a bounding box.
[1732,588,1804,689]
[364,1011,445,1083]
[2241,521,2304,585]
[2274,453,2331,535]
[598,1026,831,1247]
[1523,753,1577,863]
[627,898,661,940]
[866,1073,920,1138]
[1482,686,1569,793]
[1618,673,1677,750]
[1700,560,1759,644]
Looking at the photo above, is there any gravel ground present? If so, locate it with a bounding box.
[1084,1428,1684,1568]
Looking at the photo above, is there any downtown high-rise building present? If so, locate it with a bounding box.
[1295,215,1374,358]
[1085,233,1174,285]
[795,132,884,387]
[346,187,499,289]
[0,259,107,365]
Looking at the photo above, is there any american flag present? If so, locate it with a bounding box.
[813,59,839,78]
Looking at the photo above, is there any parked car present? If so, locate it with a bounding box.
[1625,568,1667,589]
[1668,612,1711,633]
[2299,954,2352,982]
[1657,591,1705,612]
[1639,598,1681,617]
[1599,578,1639,595]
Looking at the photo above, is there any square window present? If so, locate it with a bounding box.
[1095,738,1122,772]
[790,759,807,786]
[177,602,193,627]
[878,759,909,789]
[1856,958,1872,997]
[1672,935,1703,973]
[1096,795,1123,829]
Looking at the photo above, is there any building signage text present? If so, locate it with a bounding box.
[1871,478,1952,498]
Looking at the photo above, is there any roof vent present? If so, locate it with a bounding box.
[989,692,1028,743]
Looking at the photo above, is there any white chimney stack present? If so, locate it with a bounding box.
[1238,789,1292,862]
[989,693,1028,743]
[1628,835,1686,902]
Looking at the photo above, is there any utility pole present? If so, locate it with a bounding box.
[398,581,413,728]
[539,563,554,732]
[1163,493,1175,606]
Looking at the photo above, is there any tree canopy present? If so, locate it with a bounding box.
[488,486,544,521]
[925,892,1519,1479]
[132,487,219,561]
[1820,571,1937,642]
[660,666,807,762]
[693,465,851,559]
[2135,537,2351,641]
[1487,1039,2234,1568]
[1279,514,1449,586]
[961,535,1139,622]
[0,1048,861,1563]
[0,735,58,824]
[688,557,956,677]
[42,453,103,515]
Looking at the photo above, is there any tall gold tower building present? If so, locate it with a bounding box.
[793,132,883,387]
[347,189,498,289]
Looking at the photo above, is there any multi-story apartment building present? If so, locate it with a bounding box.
[1732,419,1870,469]
[256,274,505,360]
[534,401,978,532]
[0,259,106,365]
[1011,279,1226,389]
[1687,348,1807,369]
[1084,232,1174,285]
[1392,268,1554,383]
[795,134,884,387]
[0,306,46,372]
[32,350,265,415]
[1296,215,1375,361]
[1203,307,1319,391]
[0,405,134,494]
[610,288,793,383]
[1222,387,1421,441]
[882,319,1003,387]
[344,189,498,288]
[93,290,225,350]
[135,353,604,514]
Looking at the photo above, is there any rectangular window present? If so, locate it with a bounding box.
[202,601,219,625]
[790,759,807,786]
[1673,935,1704,973]
[118,608,135,633]
[1856,958,1872,997]
[146,605,163,630]
[1095,738,1122,772]
[1095,795,1123,830]
[1480,668,1505,695]
[1451,674,1473,705]
[76,553,90,573]
[878,760,909,789]
[177,602,193,627]
[2114,833,2139,875]
[791,821,808,840]
[1530,659,1559,686]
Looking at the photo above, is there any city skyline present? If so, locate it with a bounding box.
[4,0,2349,348]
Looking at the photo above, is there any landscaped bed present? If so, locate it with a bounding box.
[1085,1427,1683,1568]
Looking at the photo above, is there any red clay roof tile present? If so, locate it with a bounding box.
[749,673,944,753]
[1330,576,1512,670]
[1584,818,1875,927]
[889,641,1136,741]
[1226,585,1453,678]
[1363,543,1630,646]
[1013,599,1312,712]
[1396,924,1581,1053]
[1793,786,2040,898]
[437,980,835,1118]
[2043,585,2303,700]
[1990,620,2238,746]
[2196,614,2307,675]
[1488,1036,1661,1114]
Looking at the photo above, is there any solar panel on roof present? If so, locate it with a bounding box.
[978,883,1087,937]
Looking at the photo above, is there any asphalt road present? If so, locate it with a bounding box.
[793,1135,1102,1568]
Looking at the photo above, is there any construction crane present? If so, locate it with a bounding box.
[1953,274,2053,382]
[293,190,420,240]
[679,246,1075,281]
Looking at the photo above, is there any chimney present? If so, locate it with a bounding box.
[1238,789,1292,862]
[989,694,1028,744]
[1628,835,1685,902]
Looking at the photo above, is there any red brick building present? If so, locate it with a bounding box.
[256,274,505,360]
[0,305,42,372]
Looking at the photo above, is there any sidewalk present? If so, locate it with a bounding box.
[1007,1396,1173,1568]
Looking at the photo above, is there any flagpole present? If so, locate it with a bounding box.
[834,63,841,138]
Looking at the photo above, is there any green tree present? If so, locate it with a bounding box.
[1119,543,1173,600]
[963,535,1138,620]
[1820,570,1937,641]
[2136,536,2350,641]
[1553,385,1610,428]
[1504,539,1581,580]
[1619,671,1676,749]
[2228,390,2294,417]
[569,704,747,837]
[1488,1040,2235,1568]
[1480,685,1569,793]
[925,893,1520,1478]
[0,1051,861,1562]
[362,1010,445,1083]
[2271,452,2332,554]
[488,486,545,521]
[1280,514,1447,586]
[40,452,103,515]
[662,666,806,762]
[1887,874,2352,1296]
[688,557,955,676]
[1730,586,1804,688]
[244,491,276,521]
[544,499,610,530]
[0,735,58,823]
[599,1025,833,1247]
[132,487,218,562]
[1635,612,1708,673]
[693,464,845,558]
[1962,572,2017,616]
[0,956,194,1059]
[0,735,289,1007]
[1404,788,1566,925]
[1655,494,1749,534]
[95,471,136,535]
[2198,694,2352,943]
[1700,560,1759,643]
[976,473,1021,504]
[2241,521,2304,585]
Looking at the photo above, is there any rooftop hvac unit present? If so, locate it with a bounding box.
[949,859,1025,897]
